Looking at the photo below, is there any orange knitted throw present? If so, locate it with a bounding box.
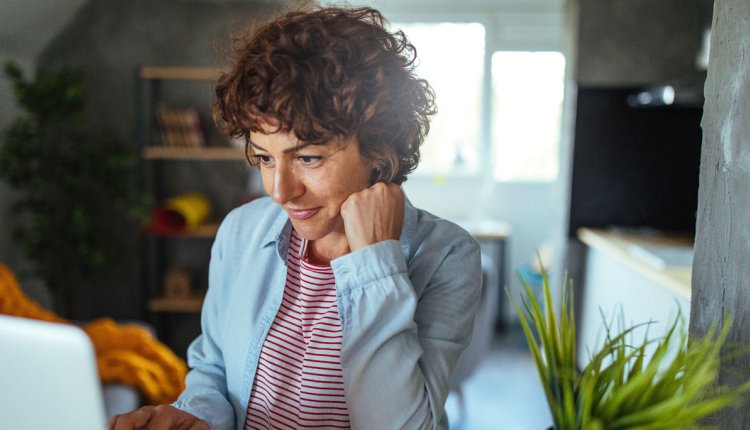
[0,263,187,404]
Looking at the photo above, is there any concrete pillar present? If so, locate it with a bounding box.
[690,0,750,427]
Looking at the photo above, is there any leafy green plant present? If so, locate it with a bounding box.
[509,265,750,429]
[0,61,143,294]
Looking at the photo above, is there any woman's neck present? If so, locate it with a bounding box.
[307,232,350,265]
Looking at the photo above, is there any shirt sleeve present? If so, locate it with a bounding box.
[331,237,482,430]
[172,220,236,430]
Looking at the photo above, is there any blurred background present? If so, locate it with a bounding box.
[0,0,721,428]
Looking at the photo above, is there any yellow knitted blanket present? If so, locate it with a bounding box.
[0,263,187,404]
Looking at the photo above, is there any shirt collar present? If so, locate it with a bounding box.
[261,203,292,261]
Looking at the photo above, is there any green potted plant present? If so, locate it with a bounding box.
[509,265,750,429]
[0,62,143,309]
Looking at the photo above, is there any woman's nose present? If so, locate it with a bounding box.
[271,165,302,205]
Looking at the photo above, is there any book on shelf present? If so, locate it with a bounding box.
[156,107,207,148]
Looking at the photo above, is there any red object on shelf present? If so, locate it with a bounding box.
[145,192,212,235]
[148,207,187,235]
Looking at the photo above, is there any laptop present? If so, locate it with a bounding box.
[0,314,108,430]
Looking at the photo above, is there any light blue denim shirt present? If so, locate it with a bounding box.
[173,196,482,430]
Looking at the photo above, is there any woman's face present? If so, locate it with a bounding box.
[249,125,375,244]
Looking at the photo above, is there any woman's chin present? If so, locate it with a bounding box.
[290,217,344,243]
[289,220,326,241]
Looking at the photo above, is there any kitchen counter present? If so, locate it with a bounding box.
[577,227,693,300]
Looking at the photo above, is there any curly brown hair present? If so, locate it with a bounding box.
[213,6,436,184]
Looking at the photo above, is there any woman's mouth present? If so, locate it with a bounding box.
[286,207,320,220]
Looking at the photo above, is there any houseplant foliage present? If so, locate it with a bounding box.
[509,266,750,429]
[0,61,140,294]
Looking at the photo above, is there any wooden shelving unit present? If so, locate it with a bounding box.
[136,65,250,346]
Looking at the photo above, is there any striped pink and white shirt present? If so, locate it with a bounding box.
[245,230,350,429]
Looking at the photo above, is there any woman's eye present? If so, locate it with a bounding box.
[298,155,322,165]
[253,154,273,165]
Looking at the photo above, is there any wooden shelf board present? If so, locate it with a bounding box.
[143,146,247,161]
[186,223,220,238]
[148,295,204,313]
[143,222,220,238]
[139,67,222,81]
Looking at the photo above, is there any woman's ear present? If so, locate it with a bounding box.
[369,168,380,185]
[366,150,397,184]
[369,161,385,185]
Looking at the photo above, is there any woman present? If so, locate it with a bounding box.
[110,5,481,430]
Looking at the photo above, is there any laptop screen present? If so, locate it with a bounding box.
[0,314,107,430]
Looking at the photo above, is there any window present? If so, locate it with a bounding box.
[394,17,565,182]
[491,51,566,181]
[394,22,485,174]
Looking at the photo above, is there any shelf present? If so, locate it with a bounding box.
[143,146,247,161]
[182,223,220,238]
[148,295,204,313]
[139,67,222,81]
[143,222,220,238]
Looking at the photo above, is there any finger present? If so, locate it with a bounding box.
[143,405,178,430]
[108,413,137,430]
[145,405,211,430]
[386,183,404,199]
[107,414,121,430]
[110,406,154,430]
[192,421,211,430]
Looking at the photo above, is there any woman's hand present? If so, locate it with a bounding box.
[108,405,209,430]
[340,182,404,252]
